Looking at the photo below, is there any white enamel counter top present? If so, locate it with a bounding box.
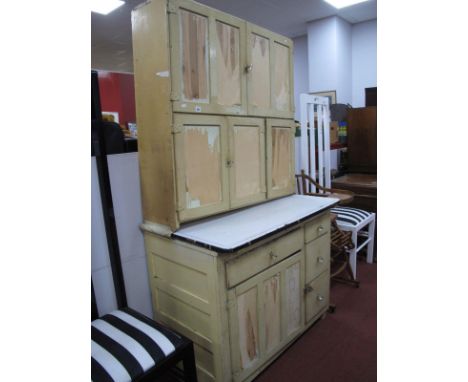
[172,195,339,251]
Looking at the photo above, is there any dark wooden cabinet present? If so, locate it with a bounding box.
[347,107,376,174]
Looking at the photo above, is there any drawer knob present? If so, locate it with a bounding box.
[318,225,324,232]
[317,256,325,264]
[245,64,253,73]
[269,251,278,260]
[304,285,313,294]
[317,295,324,302]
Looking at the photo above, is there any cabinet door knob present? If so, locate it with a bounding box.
[304,285,313,294]
[317,256,325,264]
[226,159,234,167]
[318,225,324,232]
[245,64,253,73]
[317,295,324,302]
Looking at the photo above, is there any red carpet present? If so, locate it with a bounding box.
[255,261,377,382]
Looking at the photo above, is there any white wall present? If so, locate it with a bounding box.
[293,35,309,121]
[92,157,118,315]
[91,153,153,318]
[336,17,352,105]
[352,19,377,107]
[307,17,338,96]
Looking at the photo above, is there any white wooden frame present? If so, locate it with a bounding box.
[299,94,331,193]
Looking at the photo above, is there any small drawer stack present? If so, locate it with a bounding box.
[304,213,331,323]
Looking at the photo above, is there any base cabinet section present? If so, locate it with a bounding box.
[228,252,304,381]
[143,212,331,381]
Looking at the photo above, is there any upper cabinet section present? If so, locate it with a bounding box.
[247,24,294,118]
[168,0,293,118]
[169,0,247,115]
[132,0,296,231]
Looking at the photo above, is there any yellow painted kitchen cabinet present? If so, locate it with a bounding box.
[144,209,332,382]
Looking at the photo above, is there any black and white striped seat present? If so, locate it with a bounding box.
[91,307,188,382]
[330,206,372,227]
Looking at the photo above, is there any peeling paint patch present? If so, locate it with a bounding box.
[156,70,170,77]
[187,196,201,209]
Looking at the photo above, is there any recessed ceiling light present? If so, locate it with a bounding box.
[91,0,125,15]
[323,0,370,9]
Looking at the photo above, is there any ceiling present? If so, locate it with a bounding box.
[91,0,377,73]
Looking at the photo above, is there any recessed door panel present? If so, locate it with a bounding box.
[273,42,291,112]
[266,119,295,199]
[228,117,266,208]
[250,33,271,110]
[174,114,229,222]
[180,9,209,102]
[215,21,241,107]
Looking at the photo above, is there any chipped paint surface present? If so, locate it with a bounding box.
[234,125,261,198]
[156,70,170,77]
[184,125,222,209]
[272,128,291,190]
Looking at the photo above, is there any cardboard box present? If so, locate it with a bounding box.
[330,121,339,144]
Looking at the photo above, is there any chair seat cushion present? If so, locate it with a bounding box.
[330,206,373,227]
[91,307,187,382]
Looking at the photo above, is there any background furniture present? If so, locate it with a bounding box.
[329,206,375,279]
[330,214,359,288]
[143,196,337,382]
[332,106,377,256]
[332,173,376,213]
[296,169,354,205]
[346,106,377,174]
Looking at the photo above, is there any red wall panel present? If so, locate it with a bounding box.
[97,71,136,126]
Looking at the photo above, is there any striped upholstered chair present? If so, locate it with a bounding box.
[330,206,376,280]
[91,307,197,382]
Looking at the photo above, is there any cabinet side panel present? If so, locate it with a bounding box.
[132,0,177,230]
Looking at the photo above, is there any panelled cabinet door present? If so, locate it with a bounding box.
[246,23,294,118]
[169,0,211,113]
[271,37,294,117]
[228,117,266,208]
[210,10,247,115]
[266,118,296,199]
[169,0,247,115]
[228,252,304,382]
[173,114,230,222]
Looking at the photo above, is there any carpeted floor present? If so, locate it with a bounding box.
[255,261,377,382]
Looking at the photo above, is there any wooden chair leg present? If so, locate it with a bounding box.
[182,344,198,382]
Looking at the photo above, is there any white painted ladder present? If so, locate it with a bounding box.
[299,94,331,193]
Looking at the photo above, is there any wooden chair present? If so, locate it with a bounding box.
[330,213,360,288]
[295,169,355,205]
[329,206,376,280]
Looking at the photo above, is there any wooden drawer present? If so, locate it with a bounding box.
[304,270,330,324]
[226,228,302,288]
[305,233,330,283]
[304,213,330,243]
